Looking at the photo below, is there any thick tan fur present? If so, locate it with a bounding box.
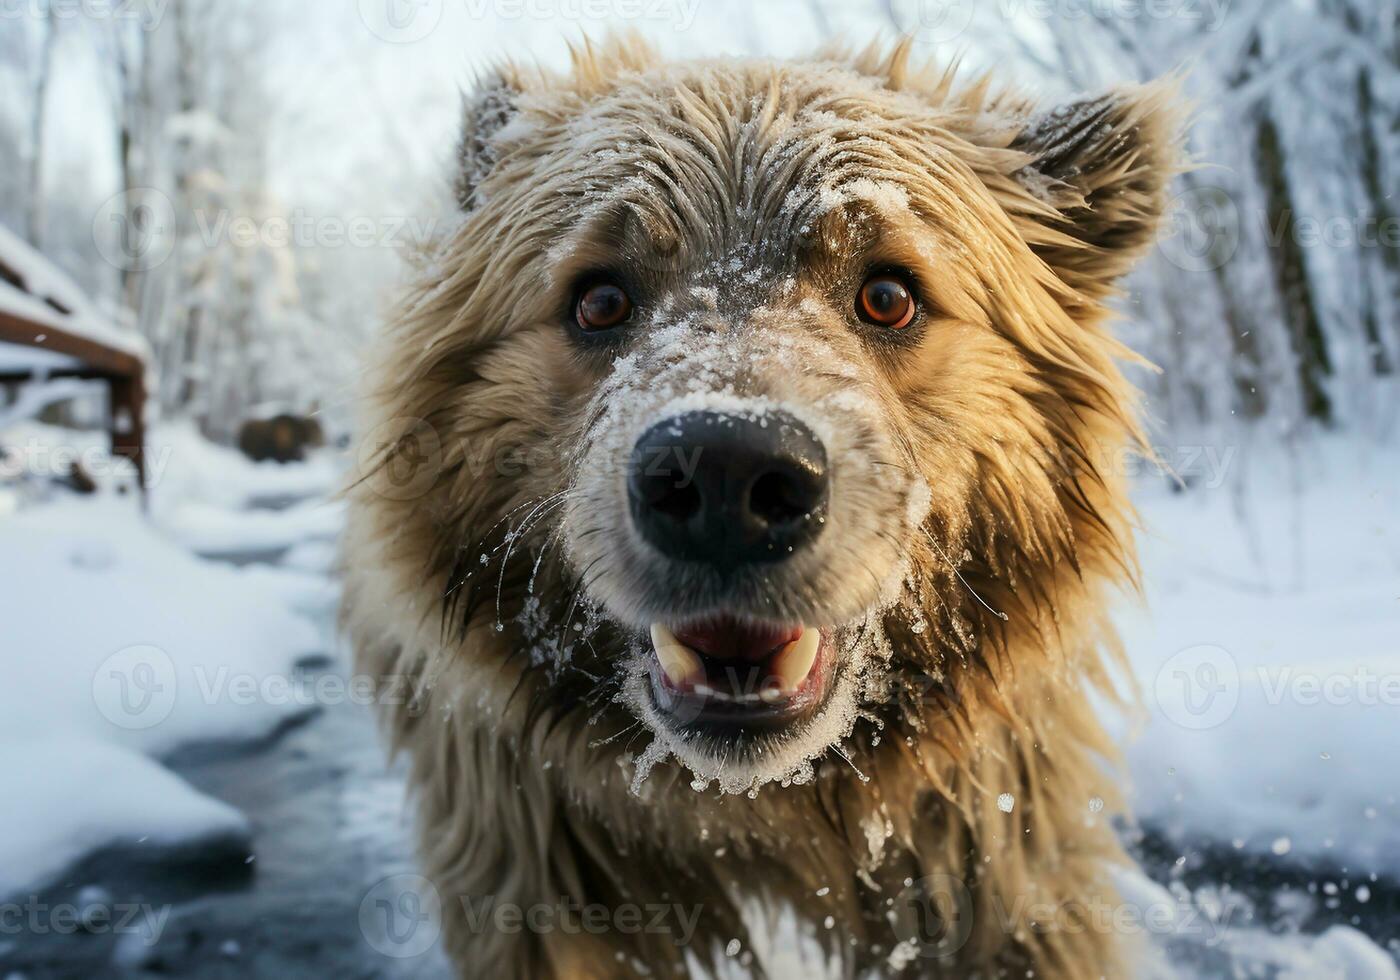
[343,36,1183,980]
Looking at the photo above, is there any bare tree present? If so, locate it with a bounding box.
[25,1,59,248]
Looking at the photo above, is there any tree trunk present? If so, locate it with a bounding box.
[1354,65,1397,375]
[1255,112,1334,425]
[26,5,58,249]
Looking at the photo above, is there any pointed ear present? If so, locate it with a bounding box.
[454,69,526,211]
[1011,83,1186,293]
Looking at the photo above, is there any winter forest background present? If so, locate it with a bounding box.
[3,0,1397,448]
[1,1,1399,978]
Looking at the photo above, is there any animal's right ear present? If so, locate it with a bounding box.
[1008,83,1186,295]
[454,70,525,211]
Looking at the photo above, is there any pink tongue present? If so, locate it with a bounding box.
[673,617,801,663]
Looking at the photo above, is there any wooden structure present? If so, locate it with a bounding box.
[0,225,148,491]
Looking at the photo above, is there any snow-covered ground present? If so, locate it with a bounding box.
[0,422,1395,977]
[1123,435,1400,876]
[0,423,341,899]
[1112,434,1400,977]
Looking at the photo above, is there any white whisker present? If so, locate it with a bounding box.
[922,526,1009,622]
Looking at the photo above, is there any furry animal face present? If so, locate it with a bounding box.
[350,39,1179,798]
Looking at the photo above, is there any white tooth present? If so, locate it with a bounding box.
[650,624,702,687]
[771,628,821,693]
[759,687,785,704]
[694,683,715,697]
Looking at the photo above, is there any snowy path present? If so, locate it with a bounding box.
[0,433,452,978]
[1,692,450,979]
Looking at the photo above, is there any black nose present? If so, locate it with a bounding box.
[628,410,829,568]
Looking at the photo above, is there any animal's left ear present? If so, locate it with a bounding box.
[1010,83,1185,294]
[454,69,526,211]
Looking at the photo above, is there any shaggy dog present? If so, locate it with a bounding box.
[344,36,1182,979]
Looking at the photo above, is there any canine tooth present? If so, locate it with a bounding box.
[650,624,702,687]
[771,628,821,693]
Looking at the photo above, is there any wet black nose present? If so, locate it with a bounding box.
[628,410,829,568]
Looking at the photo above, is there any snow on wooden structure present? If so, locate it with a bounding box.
[0,223,151,491]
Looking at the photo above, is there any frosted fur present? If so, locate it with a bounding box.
[343,35,1184,980]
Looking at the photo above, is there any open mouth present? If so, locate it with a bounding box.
[645,616,834,733]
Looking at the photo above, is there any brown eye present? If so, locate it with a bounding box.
[856,274,916,330]
[575,282,632,331]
